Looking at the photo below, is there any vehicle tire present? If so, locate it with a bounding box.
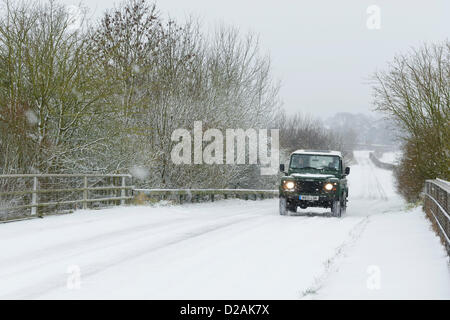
[279,197,288,216]
[331,199,341,217]
[280,197,296,216]
[288,203,297,213]
[340,192,347,216]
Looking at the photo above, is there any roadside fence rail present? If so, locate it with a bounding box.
[0,174,133,221]
[0,174,278,222]
[424,178,450,255]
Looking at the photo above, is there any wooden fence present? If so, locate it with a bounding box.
[0,174,278,222]
[424,178,450,255]
[0,174,133,221]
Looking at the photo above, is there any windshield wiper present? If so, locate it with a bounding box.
[316,166,338,171]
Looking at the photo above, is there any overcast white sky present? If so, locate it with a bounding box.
[58,0,449,117]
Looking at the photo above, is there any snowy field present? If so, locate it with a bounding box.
[0,151,449,299]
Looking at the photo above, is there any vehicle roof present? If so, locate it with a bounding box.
[291,149,342,157]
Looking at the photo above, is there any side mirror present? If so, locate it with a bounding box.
[279,164,285,172]
[345,167,350,175]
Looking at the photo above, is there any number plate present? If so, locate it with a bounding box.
[299,195,319,201]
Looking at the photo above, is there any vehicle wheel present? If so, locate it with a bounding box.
[287,203,297,213]
[331,200,341,217]
[280,197,296,216]
[279,197,288,215]
[340,192,347,215]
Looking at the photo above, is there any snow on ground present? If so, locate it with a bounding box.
[315,207,450,299]
[0,151,448,299]
[0,200,363,299]
[379,151,402,165]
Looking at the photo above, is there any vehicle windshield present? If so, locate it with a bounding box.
[290,154,341,172]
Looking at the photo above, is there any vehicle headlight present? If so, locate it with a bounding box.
[284,181,295,190]
[324,183,333,191]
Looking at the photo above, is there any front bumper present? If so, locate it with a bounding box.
[283,192,335,208]
[279,178,340,208]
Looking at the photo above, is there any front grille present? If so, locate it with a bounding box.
[296,180,323,193]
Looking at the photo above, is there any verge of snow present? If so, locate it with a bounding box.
[379,151,401,165]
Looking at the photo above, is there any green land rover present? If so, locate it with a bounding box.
[279,150,350,217]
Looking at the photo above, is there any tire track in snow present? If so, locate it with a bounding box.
[1,207,276,299]
[0,201,265,264]
[0,217,187,274]
[350,151,387,201]
[300,216,370,298]
[0,201,263,239]
[0,207,265,280]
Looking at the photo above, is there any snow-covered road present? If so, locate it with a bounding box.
[0,151,449,299]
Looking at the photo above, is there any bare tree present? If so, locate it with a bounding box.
[1,0,282,190]
[0,0,107,173]
[372,41,449,201]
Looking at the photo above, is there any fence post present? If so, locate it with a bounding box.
[83,176,88,209]
[31,176,38,216]
[121,176,126,205]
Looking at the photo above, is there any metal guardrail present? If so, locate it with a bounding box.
[424,179,450,255]
[0,174,133,221]
[369,152,397,170]
[133,189,279,204]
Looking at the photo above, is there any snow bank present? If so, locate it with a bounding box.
[315,207,450,299]
[379,151,402,165]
